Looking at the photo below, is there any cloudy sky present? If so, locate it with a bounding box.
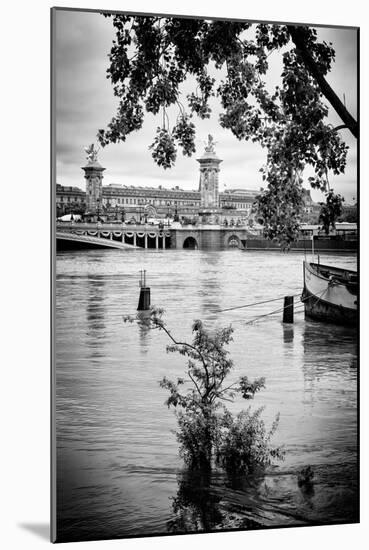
[54,9,358,203]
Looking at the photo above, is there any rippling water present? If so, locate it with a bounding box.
[55,249,358,541]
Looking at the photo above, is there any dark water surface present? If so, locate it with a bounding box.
[55,249,358,541]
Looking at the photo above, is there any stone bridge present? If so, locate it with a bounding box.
[56,223,171,250]
[56,222,257,250]
[56,231,138,250]
[171,226,257,249]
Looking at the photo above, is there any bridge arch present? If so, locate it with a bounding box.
[227,234,241,248]
[183,236,198,250]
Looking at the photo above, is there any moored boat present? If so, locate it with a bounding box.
[302,261,357,326]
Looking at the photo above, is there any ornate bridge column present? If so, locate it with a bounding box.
[82,144,106,214]
[197,135,222,209]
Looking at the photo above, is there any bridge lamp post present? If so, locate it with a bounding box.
[143,203,150,224]
[96,198,100,222]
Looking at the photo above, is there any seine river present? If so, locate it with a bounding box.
[55,249,358,541]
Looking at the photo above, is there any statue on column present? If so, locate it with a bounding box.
[84,143,100,163]
[82,143,105,215]
[204,134,217,153]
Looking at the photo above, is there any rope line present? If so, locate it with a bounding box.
[242,288,328,326]
[244,305,286,325]
[217,292,302,313]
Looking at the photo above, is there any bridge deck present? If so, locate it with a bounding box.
[56,231,137,249]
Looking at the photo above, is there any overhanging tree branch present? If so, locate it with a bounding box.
[287,25,358,139]
[332,124,348,132]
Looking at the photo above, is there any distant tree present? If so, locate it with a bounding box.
[339,204,357,223]
[98,15,357,245]
[318,190,344,234]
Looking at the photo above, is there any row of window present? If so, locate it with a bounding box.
[57,196,84,203]
[102,197,200,206]
[102,198,253,208]
[222,202,252,209]
[57,195,253,209]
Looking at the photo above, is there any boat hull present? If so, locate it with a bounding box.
[302,261,357,327]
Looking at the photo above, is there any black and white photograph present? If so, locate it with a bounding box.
[51,4,359,544]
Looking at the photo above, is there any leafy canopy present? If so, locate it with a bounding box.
[99,15,356,245]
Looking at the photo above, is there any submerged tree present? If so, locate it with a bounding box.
[130,308,284,474]
[98,15,357,245]
[167,469,262,532]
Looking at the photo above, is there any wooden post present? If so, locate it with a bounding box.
[283,296,294,323]
[137,270,150,311]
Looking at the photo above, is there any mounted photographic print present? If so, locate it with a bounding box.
[51,6,359,543]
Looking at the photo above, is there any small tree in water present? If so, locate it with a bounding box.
[140,307,284,473]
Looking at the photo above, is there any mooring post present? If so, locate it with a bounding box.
[283,296,294,324]
[137,270,150,311]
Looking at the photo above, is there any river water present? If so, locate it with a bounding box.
[55,249,358,541]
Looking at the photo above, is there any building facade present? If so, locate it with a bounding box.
[57,183,259,220]
[56,184,86,216]
[56,182,319,223]
[56,139,317,223]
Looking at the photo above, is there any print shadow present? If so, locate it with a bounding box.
[18,523,49,541]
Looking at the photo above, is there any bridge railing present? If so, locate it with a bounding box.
[56,221,166,231]
[56,221,262,234]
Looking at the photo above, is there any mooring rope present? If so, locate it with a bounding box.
[242,287,328,326]
[217,292,302,313]
[244,305,286,325]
